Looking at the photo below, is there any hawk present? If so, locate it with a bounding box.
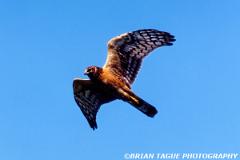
[73,29,175,129]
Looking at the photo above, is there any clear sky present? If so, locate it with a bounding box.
[0,0,240,159]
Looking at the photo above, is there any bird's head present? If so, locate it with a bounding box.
[84,66,101,79]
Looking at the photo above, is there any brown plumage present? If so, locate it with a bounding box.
[73,29,175,129]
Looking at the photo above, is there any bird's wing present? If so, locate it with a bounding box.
[73,78,116,130]
[103,29,175,86]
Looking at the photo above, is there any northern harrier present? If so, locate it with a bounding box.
[73,29,175,129]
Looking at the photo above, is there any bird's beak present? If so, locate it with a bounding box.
[84,69,88,75]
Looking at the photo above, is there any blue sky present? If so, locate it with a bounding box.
[0,0,240,159]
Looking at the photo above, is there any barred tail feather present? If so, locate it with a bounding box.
[127,93,158,117]
[134,97,158,117]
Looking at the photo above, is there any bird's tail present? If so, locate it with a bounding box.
[126,92,158,117]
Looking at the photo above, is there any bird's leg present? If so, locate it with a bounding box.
[117,88,139,105]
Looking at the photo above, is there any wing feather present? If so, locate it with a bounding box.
[73,78,116,129]
[103,29,175,86]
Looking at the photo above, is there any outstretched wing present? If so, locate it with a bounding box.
[73,78,116,129]
[104,29,175,86]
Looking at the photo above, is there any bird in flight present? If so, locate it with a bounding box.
[73,29,175,130]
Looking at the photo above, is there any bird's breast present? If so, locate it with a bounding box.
[99,69,129,92]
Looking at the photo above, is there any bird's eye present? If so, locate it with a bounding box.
[88,68,92,72]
